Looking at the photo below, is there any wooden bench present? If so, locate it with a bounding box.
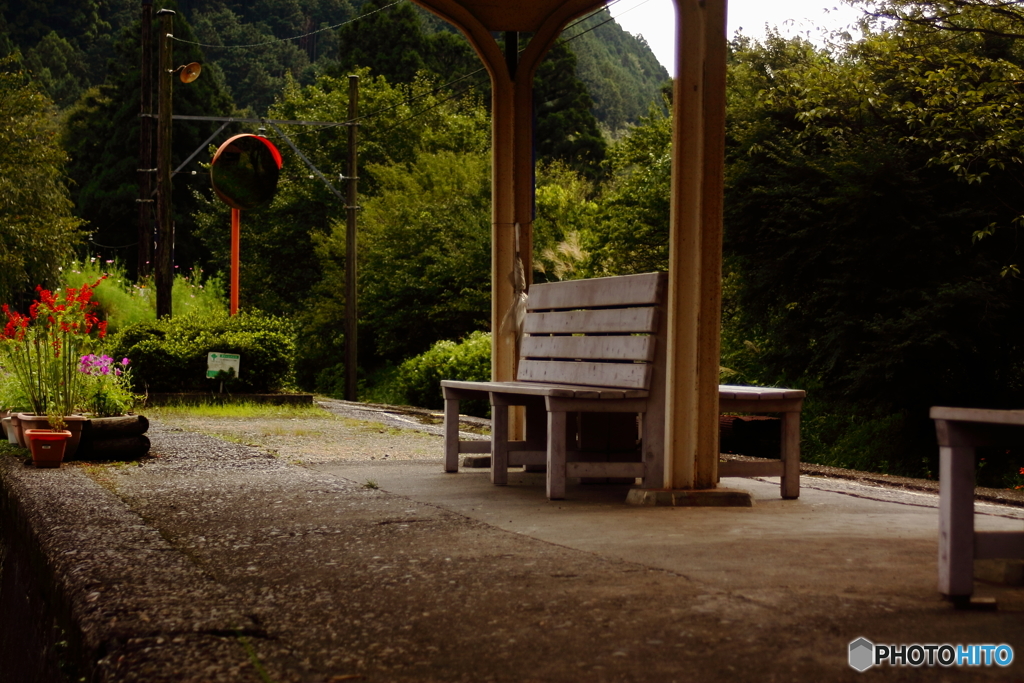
[930,407,1024,604]
[441,272,804,500]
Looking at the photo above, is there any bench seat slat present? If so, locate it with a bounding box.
[525,308,658,335]
[719,385,806,400]
[518,360,651,391]
[441,379,649,400]
[521,335,655,362]
[528,272,666,311]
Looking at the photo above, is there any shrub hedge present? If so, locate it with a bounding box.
[109,311,296,393]
[363,331,491,416]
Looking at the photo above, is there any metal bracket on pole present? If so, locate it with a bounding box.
[266,121,345,202]
[173,120,232,175]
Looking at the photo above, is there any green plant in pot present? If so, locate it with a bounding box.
[1,279,107,462]
[79,354,143,417]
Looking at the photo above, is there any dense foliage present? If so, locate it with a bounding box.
[110,310,296,393]
[365,330,491,416]
[0,55,86,309]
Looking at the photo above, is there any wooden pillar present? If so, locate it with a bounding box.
[406,0,605,441]
[666,0,724,490]
[696,0,727,489]
[490,60,516,382]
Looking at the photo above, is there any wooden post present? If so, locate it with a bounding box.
[491,47,518,437]
[230,208,240,315]
[345,75,359,402]
[155,8,175,319]
[137,0,155,279]
[401,0,604,442]
[695,0,727,489]
[664,0,706,490]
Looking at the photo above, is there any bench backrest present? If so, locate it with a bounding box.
[518,272,668,391]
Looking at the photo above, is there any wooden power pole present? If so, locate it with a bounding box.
[137,0,155,278]
[345,75,359,401]
[155,8,174,318]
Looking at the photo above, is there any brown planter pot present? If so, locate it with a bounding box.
[15,414,86,457]
[25,429,71,468]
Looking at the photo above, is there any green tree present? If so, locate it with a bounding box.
[587,102,673,275]
[21,31,90,107]
[533,40,607,180]
[532,161,599,282]
[565,7,671,135]
[723,28,1024,473]
[354,150,492,363]
[188,0,353,114]
[334,0,428,83]
[0,55,86,307]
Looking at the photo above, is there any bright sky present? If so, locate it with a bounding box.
[607,0,867,75]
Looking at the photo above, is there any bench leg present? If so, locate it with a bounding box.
[547,409,567,500]
[490,400,509,486]
[781,410,801,499]
[939,444,976,598]
[443,395,461,473]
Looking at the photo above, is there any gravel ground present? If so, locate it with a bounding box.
[145,398,487,467]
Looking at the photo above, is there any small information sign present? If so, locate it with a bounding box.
[206,352,241,379]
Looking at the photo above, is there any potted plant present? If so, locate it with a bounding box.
[23,418,72,467]
[0,369,30,444]
[79,354,143,418]
[1,278,107,460]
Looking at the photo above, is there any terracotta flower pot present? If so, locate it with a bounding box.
[25,429,71,468]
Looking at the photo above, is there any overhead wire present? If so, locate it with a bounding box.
[368,0,646,135]
[172,0,646,169]
[170,1,403,49]
[265,0,635,141]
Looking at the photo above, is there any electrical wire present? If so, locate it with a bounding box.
[170,1,402,49]
[170,0,645,165]
[88,239,139,249]
[265,0,634,141]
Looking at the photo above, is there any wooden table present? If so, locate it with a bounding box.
[931,407,1024,603]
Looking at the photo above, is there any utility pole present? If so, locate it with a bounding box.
[155,8,175,318]
[137,0,155,279]
[345,75,359,401]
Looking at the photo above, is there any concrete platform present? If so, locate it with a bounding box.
[1,420,1022,682]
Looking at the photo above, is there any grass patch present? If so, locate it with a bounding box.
[199,432,262,448]
[146,402,330,420]
[0,442,28,459]
[259,426,323,438]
